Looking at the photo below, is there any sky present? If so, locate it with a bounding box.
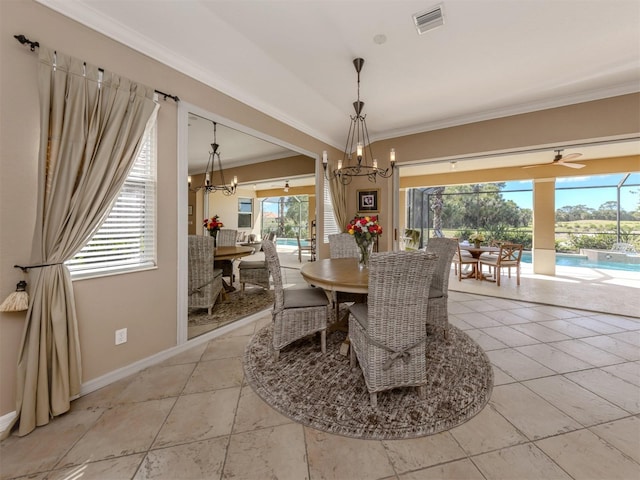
[502,173,639,211]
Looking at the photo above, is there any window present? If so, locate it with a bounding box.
[238,197,253,228]
[323,181,339,242]
[67,120,157,278]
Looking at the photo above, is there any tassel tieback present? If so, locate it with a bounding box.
[0,280,29,312]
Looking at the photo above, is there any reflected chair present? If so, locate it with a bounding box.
[188,235,223,315]
[262,240,330,360]
[424,237,458,338]
[452,242,479,281]
[214,229,238,284]
[478,243,523,286]
[239,259,270,290]
[297,235,313,262]
[348,251,437,407]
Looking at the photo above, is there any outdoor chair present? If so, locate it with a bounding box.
[214,229,238,284]
[262,240,330,360]
[452,242,479,281]
[348,251,437,407]
[478,243,524,286]
[188,235,223,315]
[424,237,458,338]
[297,235,313,262]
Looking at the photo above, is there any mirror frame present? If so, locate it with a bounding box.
[177,101,321,344]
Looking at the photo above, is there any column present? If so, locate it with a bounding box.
[532,178,556,275]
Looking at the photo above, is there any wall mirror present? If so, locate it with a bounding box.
[177,102,318,342]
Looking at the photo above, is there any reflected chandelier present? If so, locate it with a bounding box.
[323,58,395,185]
[189,121,238,196]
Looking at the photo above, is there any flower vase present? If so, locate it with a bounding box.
[474,241,481,248]
[356,239,374,270]
[210,230,218,248]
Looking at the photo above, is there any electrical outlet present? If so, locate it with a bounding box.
[115,328,127,345]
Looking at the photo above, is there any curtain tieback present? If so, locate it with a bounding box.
[14,263,63,273]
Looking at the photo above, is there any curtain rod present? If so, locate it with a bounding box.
[14,34,180,102]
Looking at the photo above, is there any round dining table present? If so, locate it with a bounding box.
[214,245,255,261]
[214,246,255,291]
[300,257,369,295]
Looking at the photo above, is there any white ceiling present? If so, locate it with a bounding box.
[37,0,640,182]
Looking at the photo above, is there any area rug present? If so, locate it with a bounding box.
[244,324,493,440]
[188,288,273,338]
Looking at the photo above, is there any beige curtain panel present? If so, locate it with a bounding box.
[13,47,158,436]
[327,160,348,232]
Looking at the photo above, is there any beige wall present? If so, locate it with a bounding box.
[0,0,329,418]
[1,0,639,422]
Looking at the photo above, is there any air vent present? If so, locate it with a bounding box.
[413,5,444,35]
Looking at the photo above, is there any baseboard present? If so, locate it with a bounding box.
[1,309,268,437]
[81,310,265,395]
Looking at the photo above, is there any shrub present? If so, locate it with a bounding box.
[568,233,616,250]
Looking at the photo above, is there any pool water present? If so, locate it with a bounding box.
[276,238,310,247]
[520,251,640,272]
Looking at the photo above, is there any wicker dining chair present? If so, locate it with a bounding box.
[329,233,360,258]
[348,251,437,407]
[328,233,366,313]
[262,240,330,360]
[478,243,524,286]
[188,235,223,315]
[424,237,458,339]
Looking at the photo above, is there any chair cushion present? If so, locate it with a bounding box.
[428,286,444,299]
[348,302,368,330]
[239,260,267,270]
[283,287,329,309]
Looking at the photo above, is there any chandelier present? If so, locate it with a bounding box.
[189,121,238,196]
[323,58,395,185]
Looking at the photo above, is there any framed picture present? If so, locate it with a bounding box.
[188,205,193,216]
[357,189,379,213]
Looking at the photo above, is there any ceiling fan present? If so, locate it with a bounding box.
[522,149,585,169]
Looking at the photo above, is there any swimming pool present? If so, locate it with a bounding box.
[520,251,640,272]
[276,238,310,247]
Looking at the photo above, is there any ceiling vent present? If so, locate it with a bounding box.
[413,5,444,35]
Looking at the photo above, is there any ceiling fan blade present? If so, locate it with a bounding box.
[557,161,586,169]
[561,152,582,161]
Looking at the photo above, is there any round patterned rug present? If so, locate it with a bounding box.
[243,324,493,440]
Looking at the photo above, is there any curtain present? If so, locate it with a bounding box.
[13,47,158,436]
[327,158,349,232]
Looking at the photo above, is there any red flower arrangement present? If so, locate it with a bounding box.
[346,215,382,268]
[203,215,223,234]
[346,215,383,241]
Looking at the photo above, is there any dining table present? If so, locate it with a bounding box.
[214,245,255,291]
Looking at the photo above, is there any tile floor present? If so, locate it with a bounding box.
[2,289,639,480]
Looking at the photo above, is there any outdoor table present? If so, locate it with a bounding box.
[459,244,500,280]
